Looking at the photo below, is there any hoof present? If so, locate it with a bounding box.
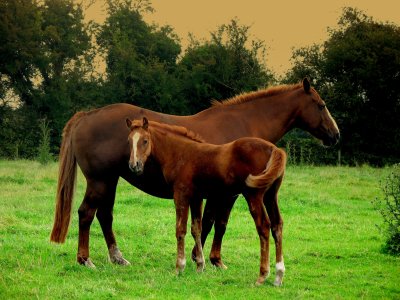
[255,277,265,286]
[82,258,96,268]
[273,277,283,287]
[273,265,284,286]
[210,258,228,270]
[196,262,205,273]
[255,271,269,286]
[176,266,185,275]
[109,246,131,266]
[110,256,131,266]
[176,257,186,275]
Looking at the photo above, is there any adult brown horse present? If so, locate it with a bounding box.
[50,78,339,269]
[126,117,287,285]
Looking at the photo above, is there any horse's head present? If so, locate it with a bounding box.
[295,78,340,146]
[126,117,152,175]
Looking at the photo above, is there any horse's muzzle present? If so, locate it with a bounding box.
[323,132,340,147]
[129,161,144,175]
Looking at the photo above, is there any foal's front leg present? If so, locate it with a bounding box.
[174,193,190,274]
[190,198,205,272]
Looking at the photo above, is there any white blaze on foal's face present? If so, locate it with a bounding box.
[127,123,151,175]
[130,132,141,166]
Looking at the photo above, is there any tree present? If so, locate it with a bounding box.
[97,0,184,113]
[0,0,94,157]
[178,18,274,113]
[285,8,400,165]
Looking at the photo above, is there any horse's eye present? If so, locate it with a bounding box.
[143,139,148,145]
[318,104,326,111]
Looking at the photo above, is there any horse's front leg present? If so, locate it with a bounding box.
[244,191,271,285]
[174,192,190,274]
[209,195,237,269]
[190,197,205,272]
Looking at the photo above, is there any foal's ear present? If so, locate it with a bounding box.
[126,118,132,128]
[142,117,149,130]
[303,77,311,93]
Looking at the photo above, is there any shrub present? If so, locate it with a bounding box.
[373,164,400,255]
[37,119,53,165]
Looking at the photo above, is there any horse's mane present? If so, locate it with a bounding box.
[211,83,303,107]
[148,121,205,143]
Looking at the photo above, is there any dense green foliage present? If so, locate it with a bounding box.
[97,0,183,113]
[0,3,399,165]
[177,18,272,113]
[0,0,93,156]
[36,119,53,165]
[284,8,400,166]
[0,161,399,298]
[373,164,400,255]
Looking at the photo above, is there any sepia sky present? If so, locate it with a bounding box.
[85,0,400,76]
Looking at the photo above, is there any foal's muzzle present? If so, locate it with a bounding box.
[129,161,144,175]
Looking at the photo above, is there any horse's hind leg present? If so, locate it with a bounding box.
[208,196,237,269]
[191,199,216,262]
[77,180,101,267]
[264,177,285,286]
[95,178,130,266]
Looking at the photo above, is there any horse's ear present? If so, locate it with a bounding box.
[142,117,149,130]
[126,118,132,128]
[303,77,311,93]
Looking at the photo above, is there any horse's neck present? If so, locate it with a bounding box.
[262,95,300,142]
[228,93,300,143]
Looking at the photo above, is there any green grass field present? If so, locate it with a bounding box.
[0,160,399,299]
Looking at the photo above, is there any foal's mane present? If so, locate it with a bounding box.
[148,120,205,143]
[211,83,303,107]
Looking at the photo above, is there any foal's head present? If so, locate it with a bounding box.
[296,78,340,146]
[126,117,152,175]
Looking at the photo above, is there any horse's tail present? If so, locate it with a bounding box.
[50,111,85,243]
[245,147,287,189]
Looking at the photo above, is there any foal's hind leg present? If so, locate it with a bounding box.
[264,177,285,286]
[244,191,271,285]
[96,178,130,266]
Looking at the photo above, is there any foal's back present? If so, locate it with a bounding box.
[174,136,281,196]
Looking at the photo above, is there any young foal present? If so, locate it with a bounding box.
[126,117,287,285]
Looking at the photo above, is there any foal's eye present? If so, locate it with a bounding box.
[318,104,326,110]
[143,139,148,145]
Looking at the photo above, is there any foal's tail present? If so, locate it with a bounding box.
[245,147,287,189]
[50,112,85,243]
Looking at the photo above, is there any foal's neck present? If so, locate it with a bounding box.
[150,128,199,165]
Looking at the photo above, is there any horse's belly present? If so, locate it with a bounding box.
[120,165,174,199]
